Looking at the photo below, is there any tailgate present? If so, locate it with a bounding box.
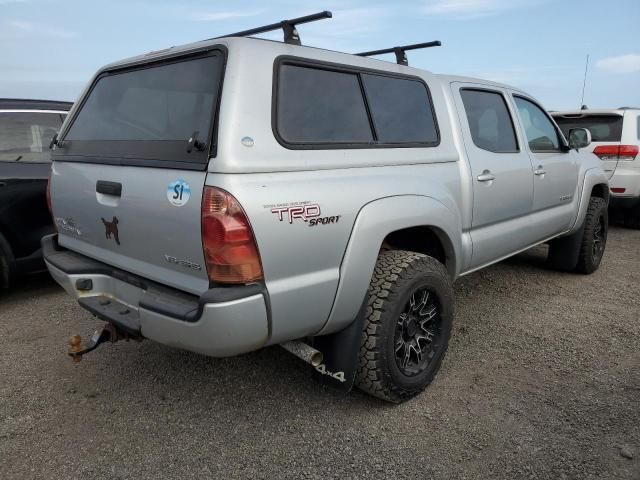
[49,49,226,295]
[51,162,209,294]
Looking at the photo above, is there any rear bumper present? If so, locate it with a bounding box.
[42,234,269,357]
[609,167,640,207]
[609,196,640,210]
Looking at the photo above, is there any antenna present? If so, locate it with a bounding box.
[217,11,332,45]
[356,41,441,66]
[580,54,589,108]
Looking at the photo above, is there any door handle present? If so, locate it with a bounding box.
[477,170,496,182]
[96,180,122,197]
[534,166,546,176]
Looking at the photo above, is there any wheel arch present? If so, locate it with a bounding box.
[318,195,462,336]
[590,183,610,203]
[383,225,456,277]
[569,168,610,235]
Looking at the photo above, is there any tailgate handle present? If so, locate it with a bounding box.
[96,181,122,197]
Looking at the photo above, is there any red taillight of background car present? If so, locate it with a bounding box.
[593,145,639,161]
[201,186,263,284]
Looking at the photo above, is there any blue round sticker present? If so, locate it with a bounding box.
[167,179,191,207]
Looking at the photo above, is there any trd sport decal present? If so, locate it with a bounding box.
[267,202,341,227]
[309,215,341,227]
[271,203,320,224]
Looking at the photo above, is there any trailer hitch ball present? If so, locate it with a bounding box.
[68,335,84,363]
[67,323,143,361]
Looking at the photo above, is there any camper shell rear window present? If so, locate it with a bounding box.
[58,48,226,170]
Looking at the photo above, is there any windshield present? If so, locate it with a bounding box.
[62,50,225,167]
[553,115,623,142]
[0,112,66,162]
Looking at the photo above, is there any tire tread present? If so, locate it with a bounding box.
[575,197,607,274]
[355,250,451,403]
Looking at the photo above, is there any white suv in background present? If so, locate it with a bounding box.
[552,108,640,228]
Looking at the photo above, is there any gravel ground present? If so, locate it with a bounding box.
[1,226,638,480]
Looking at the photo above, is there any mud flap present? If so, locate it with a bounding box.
[547,225,584,271]
[311,298,367,392]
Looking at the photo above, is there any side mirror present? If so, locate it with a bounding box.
[568,128,591,150]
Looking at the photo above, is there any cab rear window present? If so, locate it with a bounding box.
[60,50,225,168]
[552,115,623,142]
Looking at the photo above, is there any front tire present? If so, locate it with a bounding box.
[575,197,608,274]
[355,250,454,403]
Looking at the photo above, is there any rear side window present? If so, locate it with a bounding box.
[0,112,65,163]
[275,61,439,148]
[362,74,438,144]
[552,115,623,142]
[514,97,560,152]
[276,65,373,144]
[61,51,225,168]
[460,89,518,153]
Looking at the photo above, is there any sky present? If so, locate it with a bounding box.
[1,0,639,110]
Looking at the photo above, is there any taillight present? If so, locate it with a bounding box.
[201,186,263,284]
[593,145,639,161]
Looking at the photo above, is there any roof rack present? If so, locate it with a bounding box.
[356,41,442,66]
[219,11,332,45]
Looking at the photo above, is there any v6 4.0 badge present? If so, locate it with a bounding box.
[167,179,191,207]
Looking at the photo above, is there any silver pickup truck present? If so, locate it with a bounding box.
[44,13,609,402]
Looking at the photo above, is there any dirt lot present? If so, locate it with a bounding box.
[1,226,638,480]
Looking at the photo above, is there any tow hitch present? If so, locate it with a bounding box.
[67,323,142,362]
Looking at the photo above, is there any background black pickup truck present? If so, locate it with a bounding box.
[0,98,72,287]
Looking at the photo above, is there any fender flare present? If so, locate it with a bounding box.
[568,167,609,235]
[318,195,462,336]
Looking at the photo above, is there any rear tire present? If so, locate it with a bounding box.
[624,206,640,229]
[355,250,454,403]
[575,197,608,274]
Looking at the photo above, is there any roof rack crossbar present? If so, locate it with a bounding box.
[356,41,442,66]
[219,11,332,45]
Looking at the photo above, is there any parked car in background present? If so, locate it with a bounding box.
[552,108,640,228]
[0,98,72,288]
